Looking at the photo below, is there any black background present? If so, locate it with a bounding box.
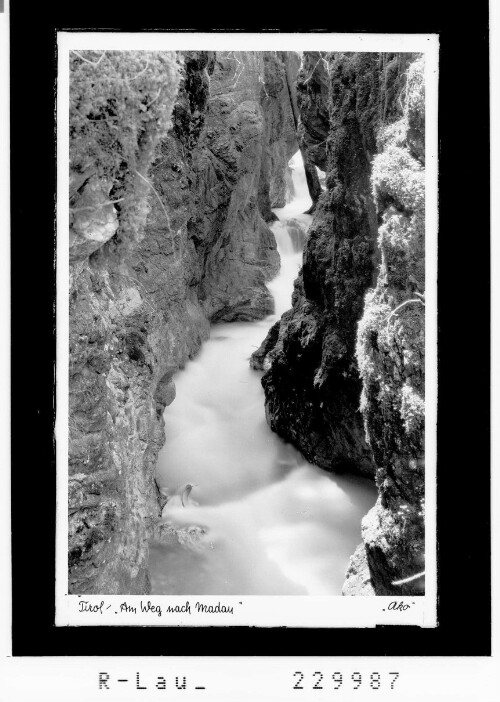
[10,2,491,656]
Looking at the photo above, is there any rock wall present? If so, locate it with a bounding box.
[258,52,299,217]
[296,51,330,172]
[68,50,300,594]
[253,52,425,593]
[256,53,390,475]
[344,57,426,596]
[281,51,323,212]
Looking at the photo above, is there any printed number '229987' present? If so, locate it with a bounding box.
[293,671,400,691]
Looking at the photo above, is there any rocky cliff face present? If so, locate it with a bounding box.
[296,52,329,172]
[253,52,425,593]
[281,51,323,212]
[68,50,300,594]
[256,53,391,475]
[258,52,300,218]
[344,57,426,596]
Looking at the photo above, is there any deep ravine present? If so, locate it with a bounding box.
[68,50,301,594]
[150,154,377,595]
[68,49,425,599]
[257,52,426,595]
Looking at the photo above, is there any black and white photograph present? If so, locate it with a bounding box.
[59,34,435,622]
[3,5,496,699]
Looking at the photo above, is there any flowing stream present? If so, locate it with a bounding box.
[150,152,377,596]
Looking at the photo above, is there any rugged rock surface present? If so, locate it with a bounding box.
[68,50,301,594]
[344,57,426,596]
[254,53,425,593]
[69,51,181,595]
[68,49,425,597]
[296,52,330,172]
[258,52,299,217]
[257,52,403,476]
[280,51,323,213]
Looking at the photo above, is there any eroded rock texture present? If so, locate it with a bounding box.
[258,53,392,475]
[258,52,299,217]
[68,50,301,594]
[344,57,426,596]
[296,51,329,172]
[281,51,323,212]
[255,53,425,594]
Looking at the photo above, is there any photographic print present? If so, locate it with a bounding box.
[5,5,495,698]
[57,33,438,626]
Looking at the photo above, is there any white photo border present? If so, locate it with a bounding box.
[56,31,439,628]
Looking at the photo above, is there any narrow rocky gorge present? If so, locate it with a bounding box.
[253,51,425,595]
[68,49,426,598]
[68,50,301,593]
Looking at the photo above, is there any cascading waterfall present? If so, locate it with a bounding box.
[149,152,377,596]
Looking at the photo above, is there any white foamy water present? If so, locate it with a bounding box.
[150,152,377,596]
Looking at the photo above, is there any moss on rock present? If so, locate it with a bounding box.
[346,55,426,596]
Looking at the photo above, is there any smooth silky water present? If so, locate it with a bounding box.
[150,153,377,596]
